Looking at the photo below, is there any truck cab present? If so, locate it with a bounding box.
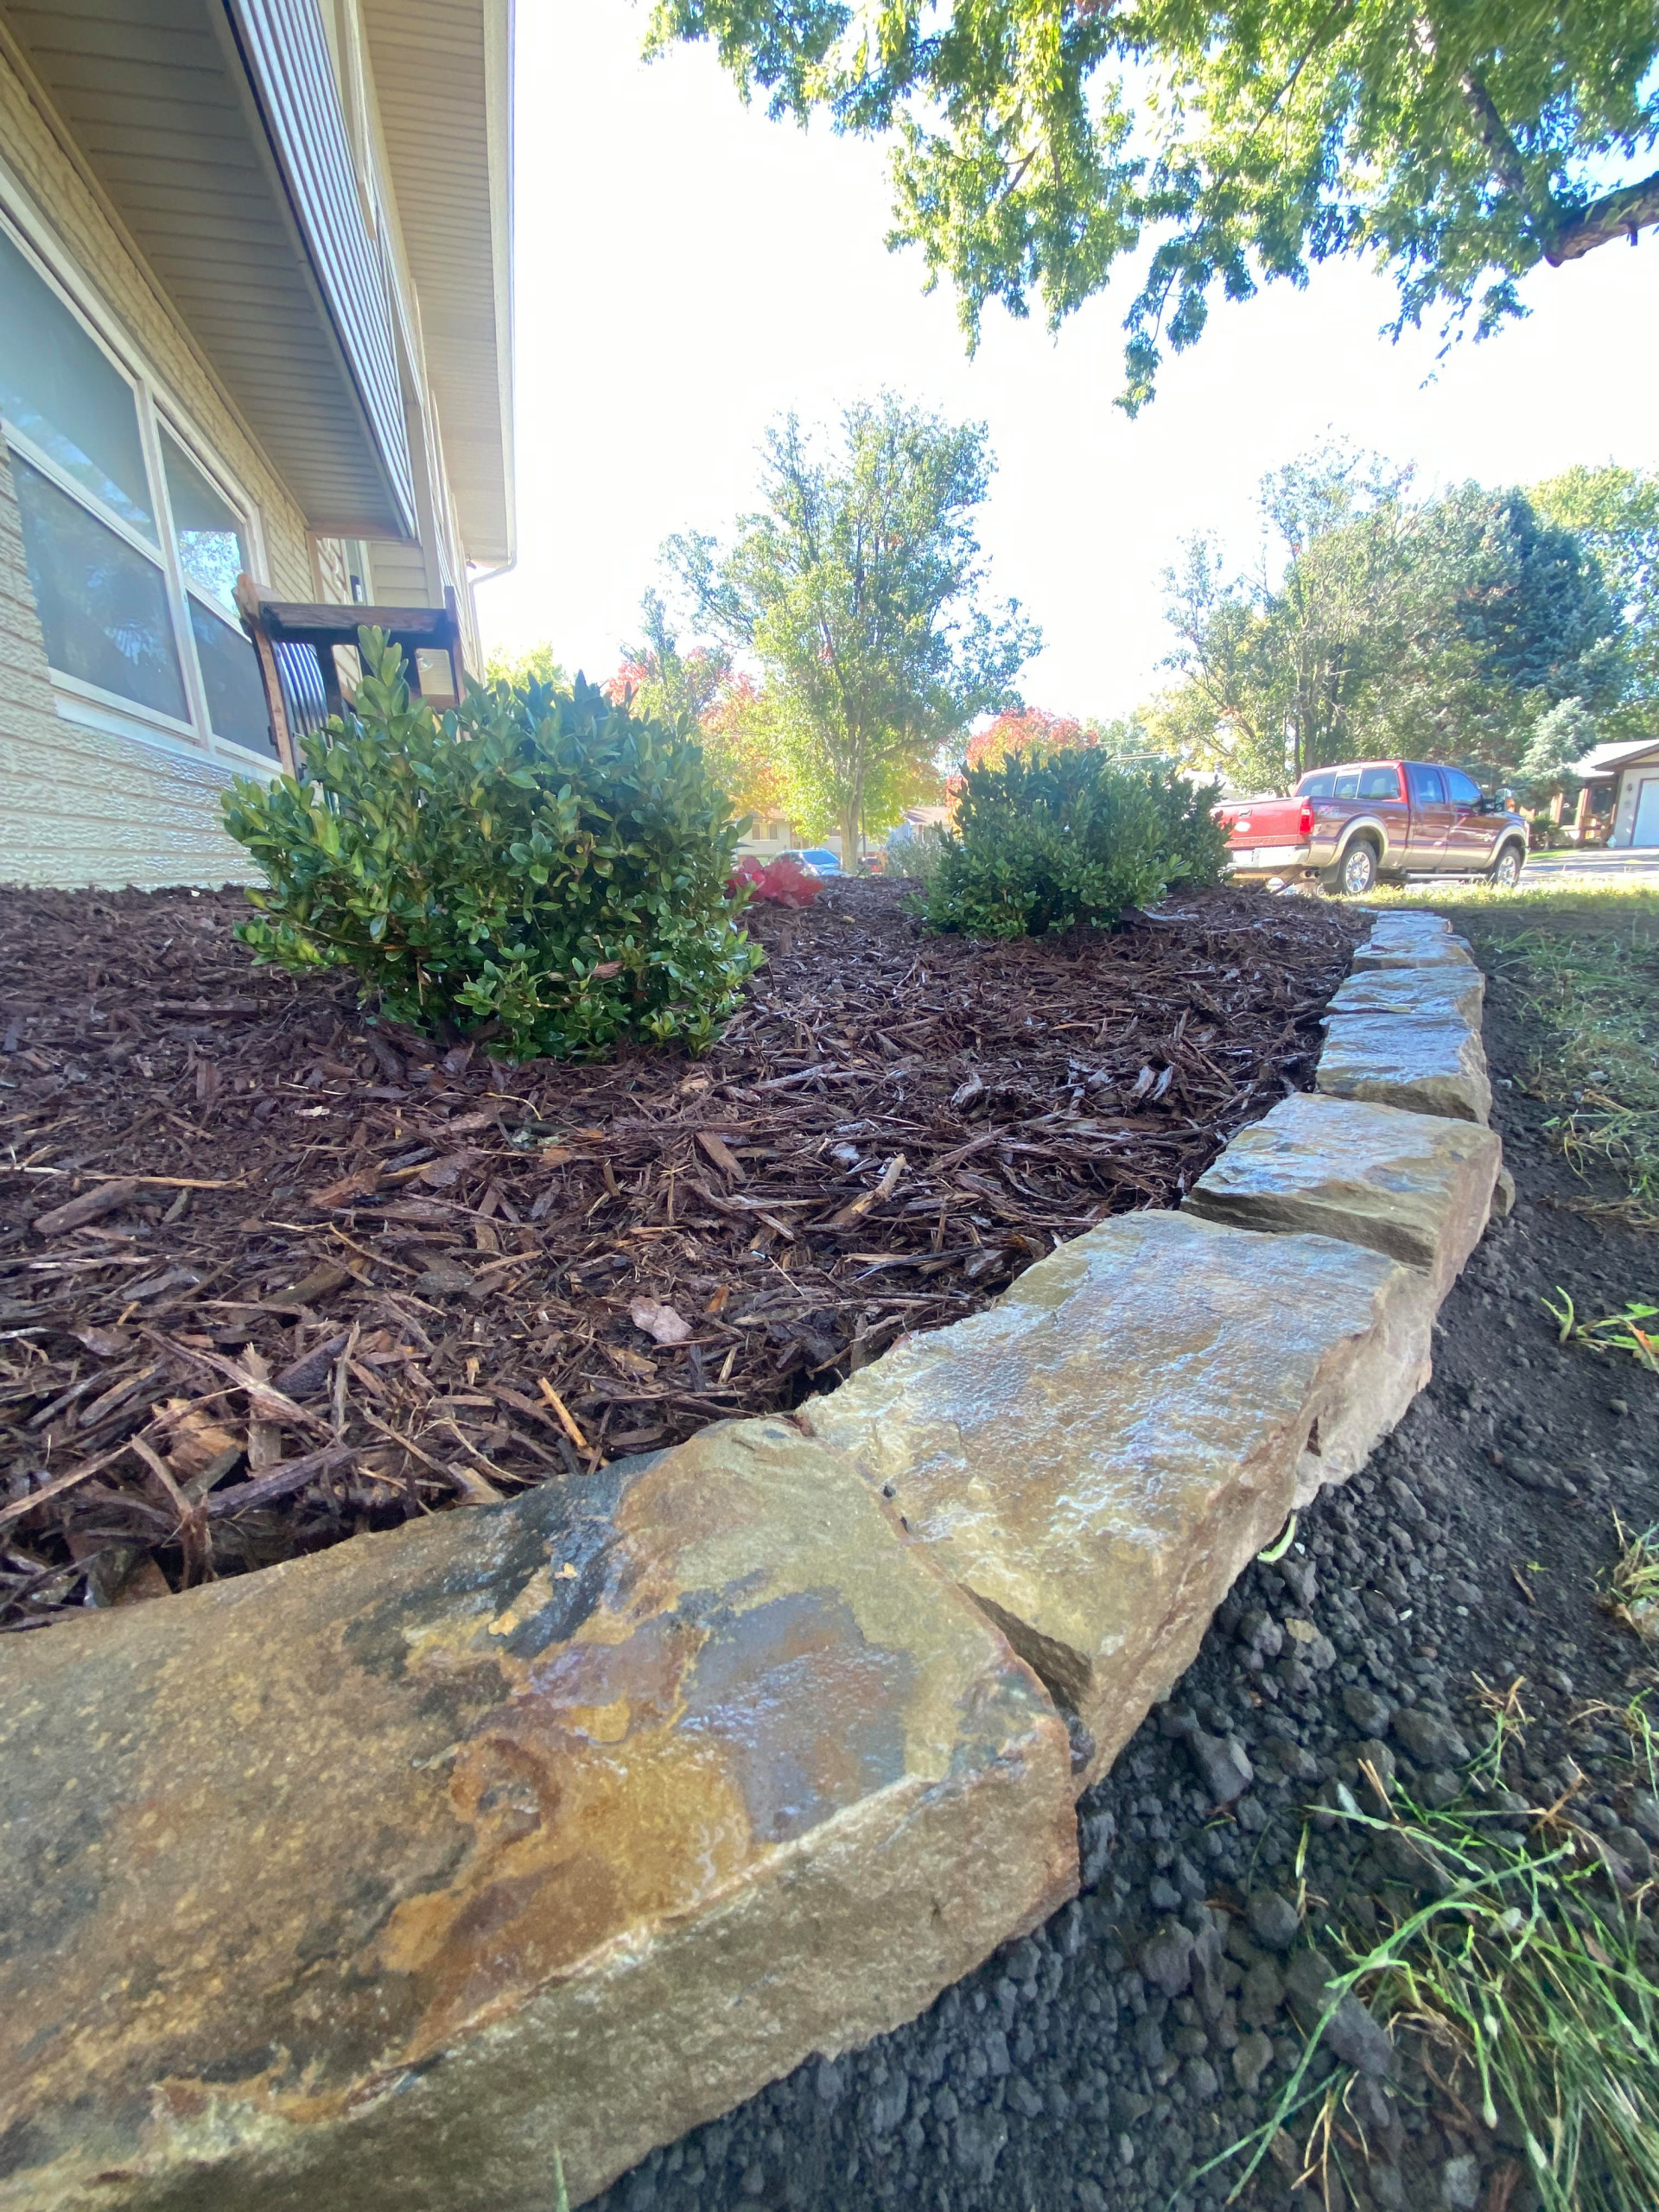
[1217,760,1528,895]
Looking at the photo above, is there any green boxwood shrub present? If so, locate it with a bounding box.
[221,629,760,1061]
[924,747,1229,939]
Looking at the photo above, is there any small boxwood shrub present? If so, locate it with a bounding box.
[222,629,760,1061]
[924,748,1229,939]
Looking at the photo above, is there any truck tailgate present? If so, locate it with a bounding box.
[1215,796,1313,866]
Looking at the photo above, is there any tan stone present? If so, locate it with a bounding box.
[1365,912,1452,944]
[1349,940,1479,973]
[1183,1093,1503,1300]
[1316,1010,1491,1124]
[800,1211,1433,1789]
[1327,964,1485,1026]
[0,1421,1076,2212]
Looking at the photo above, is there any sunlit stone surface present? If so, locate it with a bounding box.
[1184,1091,1502,1299]
[802,1211,1433,1790]
[0,1421,1076,2212]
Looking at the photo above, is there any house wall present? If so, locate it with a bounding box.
[1611,754,1659,848]
[0,35,313,884]
[0,42,315,601]
[0,443,253,886]
[0,11,496,886]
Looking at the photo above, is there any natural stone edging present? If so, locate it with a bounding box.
[1,1423,1077,2212]
[0,909,1504,2212]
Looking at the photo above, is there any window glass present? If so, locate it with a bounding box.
[1408,765,1446,805]
[188,599,274,755]
[0,226,155,538]
[12,454,186,719]
[1358,766,1402,799]
[1333,771,1360,798]
[1298,772,1334,798]
[1445,768,1482,805]
[162,431,246,613]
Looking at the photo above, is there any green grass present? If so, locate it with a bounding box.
[1604,1521,1659,1641]
[1202,1735,1659,2212]
[1361,885,1659,1219]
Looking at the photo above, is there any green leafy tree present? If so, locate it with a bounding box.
[1162,448,1624,786]
[607,588,732,723]
[648,0,1659,410]
[483,639,569,690]
[1516,694,1597,803]
[1162,448,1417,787]
[1530,463,1659,726]
[668,395,1039,861]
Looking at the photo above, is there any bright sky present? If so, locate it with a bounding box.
[475,2,1659,723]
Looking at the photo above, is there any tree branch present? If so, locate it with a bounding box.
[1457,66,1529,206]
[1544,168,1659,264]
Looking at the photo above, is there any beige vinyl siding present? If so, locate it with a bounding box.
[0,443,251,887]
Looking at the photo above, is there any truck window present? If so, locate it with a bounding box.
[1358,766,1401,799]
[1333,771,1360,798]
[1444,768,1481,806]
[1408,765,1446,805]
[1298,772,1334,798]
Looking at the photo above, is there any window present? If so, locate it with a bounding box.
[0,225,154,536]
[1333,771,1360,798]
[1298,772,1334,798]
[1358,766,1402,799]
[1408,765,1446,805]
[1445,768,1482,807]
[160,429,276,756]
[12,455,186,719]
[0,213,274,761]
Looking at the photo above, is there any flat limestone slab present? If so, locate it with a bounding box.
[1317,1009,1492,1124]
[1364,912,1452,945]
[0,1421,1075,2212]
[1183,1092,1503,1300]
[801,1211,1433,1790]
[1349,939,1479,973]
[1327,964,1484,1026]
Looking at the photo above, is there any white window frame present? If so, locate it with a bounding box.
[0,171,278,777]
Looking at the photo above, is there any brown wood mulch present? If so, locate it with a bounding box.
[0,878,1365,1628]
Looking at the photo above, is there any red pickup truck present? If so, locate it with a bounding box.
[1217,760,1529,897]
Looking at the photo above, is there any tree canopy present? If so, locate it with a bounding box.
[1154,445,1626,789]
[1529,462,1659,732]
[666,395,1038,857]
[648,0,1659,408]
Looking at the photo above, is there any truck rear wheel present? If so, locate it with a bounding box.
[1488,842,1524,890]
[1325,839,1377,897]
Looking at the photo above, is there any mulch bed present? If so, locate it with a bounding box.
[0,877,1363,1629]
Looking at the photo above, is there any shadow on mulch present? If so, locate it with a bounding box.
[1,877,1363,1626]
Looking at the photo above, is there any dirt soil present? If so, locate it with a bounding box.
[582,913,1659,2212]
[0,878,1360,1628]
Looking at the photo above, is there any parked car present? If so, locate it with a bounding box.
[780,847,845,877]
[1216,760,1529,896]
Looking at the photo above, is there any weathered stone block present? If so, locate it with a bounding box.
[1327,964,1484,1026]
[1364,912,1452,945]
[1184,1093,1503,1300]
[1349,941,1478,973]
[800,1211,1433,1790]
[0,1421,1076,2212]
[1316,1010,1491,1124]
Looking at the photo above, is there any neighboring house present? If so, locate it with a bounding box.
[0,0,513,888]
[1569,736,1659,849]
